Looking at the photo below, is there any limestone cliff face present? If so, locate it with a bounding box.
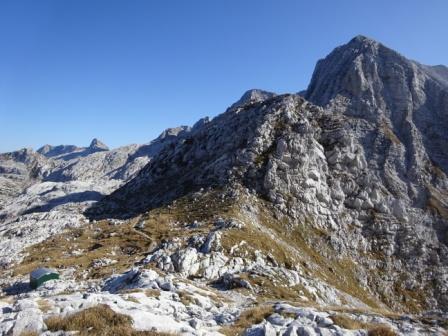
[303,36,448,311]
[306,35,448,194]
[87,36,448,311]
[0,149,52,208]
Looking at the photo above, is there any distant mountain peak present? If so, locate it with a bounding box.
[305,35,411,108]
[349,34,377,45]
[230,89,276,109]
[89,138,109,151]
[37,144,52,154]
[37,143,81,158]
[157,126,190,141]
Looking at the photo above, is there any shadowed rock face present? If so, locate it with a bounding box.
[86,36,448,311]
[230,89,277,109]
[37,138,109,161]
[0,149,52,207]
[88,138,109,152]
[86,93,305,217]
[37,144,81,158]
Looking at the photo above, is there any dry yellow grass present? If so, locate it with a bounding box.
[119,288,144,294]
[220,305,273,336]
[178,291,197,306]
[12,187,428,313]
[330,315,398,335]
[14,219,154,280]
[330,314,373,330]
[368,325,398,336]
[380,123,401,145]
[235,272,313,303]
[322,305,402,321]
[19,332,39,336]
[37,299,52,313]
[45,304,174,336]
[14,190,231,281]
[145,289,161,298]
[125,295,140,304]
[221,197,382,309]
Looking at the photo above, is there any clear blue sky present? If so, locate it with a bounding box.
[1,0,447,152]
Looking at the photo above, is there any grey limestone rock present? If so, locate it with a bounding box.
[87,35,448,312]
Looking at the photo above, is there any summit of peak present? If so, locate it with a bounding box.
[89,138,109,151]
[339,34,382,55]
[348,34,378,45]
[240,89,276,102]
[230,89,276,109]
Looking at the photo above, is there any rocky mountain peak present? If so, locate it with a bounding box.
[306,35,448,179]
[84,36,448,314]
[431,64,448,78]
[36,144,52,155]
[37,144,81,158]
[230,89,276,109]
[306,35,403,108]
[347,34,379,47]
[156,126,190,141]
[89,138,109,151]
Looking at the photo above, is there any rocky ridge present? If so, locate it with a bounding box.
[0,129,189,266]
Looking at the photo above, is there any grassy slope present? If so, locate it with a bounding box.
[11,188,427,314]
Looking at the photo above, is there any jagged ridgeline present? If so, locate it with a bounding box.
[1,35,448,335]
[86,36,448,311]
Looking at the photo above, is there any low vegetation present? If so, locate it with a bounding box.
[125,295,140,304]
[37,298,52,313]
[321,305,401,320]
[380,122,401,145]
[177,291,197,306]
[13,186,427,313]
[330,314,398,335]
[368,325,398,336]
[45,304,173,336]
[221,195,383,308]
[14,219,153,279]
[145,289,161,298]
[330,314,372,330]
[220,305,274,336]
[14,190,233,280]
[19,332,39,336]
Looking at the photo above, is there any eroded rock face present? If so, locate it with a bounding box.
[0,128,191,267]
[88,36,448,311]
[305,35,448,309]
[306,35,448,184]
[0,149,52,208]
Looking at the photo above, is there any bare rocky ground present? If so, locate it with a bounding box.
[0,36,448,335]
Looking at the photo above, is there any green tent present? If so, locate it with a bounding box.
[30,268,59,289]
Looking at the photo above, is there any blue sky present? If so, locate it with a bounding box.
[0,0,447,152]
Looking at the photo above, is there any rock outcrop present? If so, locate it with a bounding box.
[0,128,190,266]
[88,138,109,152]
[87,36,448,312]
